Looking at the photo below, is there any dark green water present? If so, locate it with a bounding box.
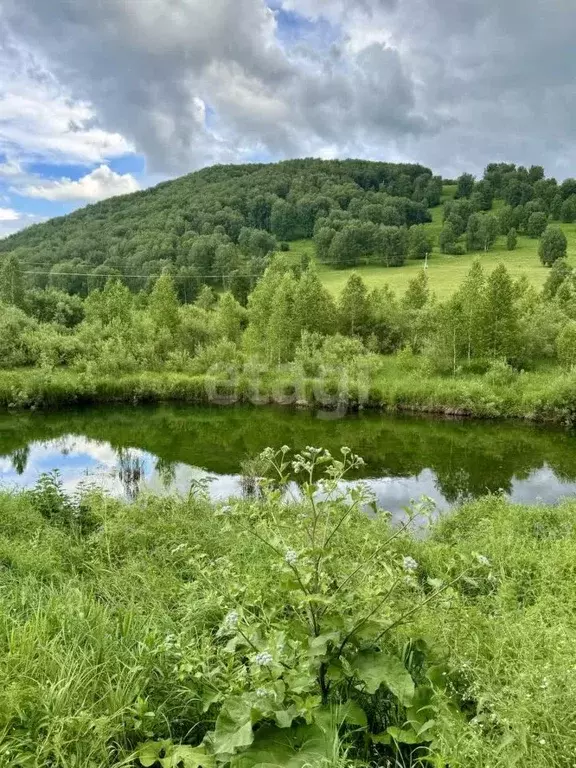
[1,404,576,514]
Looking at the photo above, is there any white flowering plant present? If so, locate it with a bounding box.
[138,446,473,767]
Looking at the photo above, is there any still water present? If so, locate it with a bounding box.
[1,404,576,515]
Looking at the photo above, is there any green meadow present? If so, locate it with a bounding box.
[287,186,576,299]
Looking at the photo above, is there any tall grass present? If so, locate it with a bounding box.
[1,476,576,766]
[2,361,576,424]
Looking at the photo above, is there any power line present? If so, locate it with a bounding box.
[21,270,264,279]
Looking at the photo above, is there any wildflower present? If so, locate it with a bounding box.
[256,688,269,698]
[403,556,419,572]
[284,549,298,566]
[539,738,546,745]
[476,554,490,567]
[254,651,273,666]
[223,610,239,630]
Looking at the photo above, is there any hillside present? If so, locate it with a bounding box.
[0,158,437,301]
[2,158,576,302]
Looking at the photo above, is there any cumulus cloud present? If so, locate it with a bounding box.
[0,0,435,174]
[0,34,133,165]
[21,164,140,202]
[0,208,45,238]
[2,0,576,177]
[0,207,20,221]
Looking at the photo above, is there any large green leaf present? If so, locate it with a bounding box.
[139,740,172,767]
[314,700,367,731]
[213,697,255,755]
[352,650,415,706]
[138,741,215,768]
[231,724,334,768]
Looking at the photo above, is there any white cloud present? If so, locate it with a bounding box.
[0,158,23,177]
[22,164,140,202]
[0,207,20,221]
[0,34,134,166]
[1,0,576,179]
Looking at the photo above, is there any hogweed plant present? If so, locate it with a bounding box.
[139,447,476,768]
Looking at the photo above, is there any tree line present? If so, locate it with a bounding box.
[439,163,571,263]
[2,250,576,377]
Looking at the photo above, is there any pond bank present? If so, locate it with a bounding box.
[2,367,576,424]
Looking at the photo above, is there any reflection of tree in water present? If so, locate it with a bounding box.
[117,449,144,500]
[155,457,177,489]
[10,446,30,475]
[239,455,271,498]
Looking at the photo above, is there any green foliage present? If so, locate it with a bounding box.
[526,211,548,238]
[5,446,576,767]
[543,258,572,299]
[439,222,457,254]
[506,227,518,251]
[214,292,247,344]
[402,270,430,311]
[149,274,181,334]
[339,273,370,336]
[293,268,337,336]
[561,195,576,223]
[539,225,567,267]
[0,159,434,297]
[375,225,408,267]
[481,264,520,360]
[0,254,24,307]
[407,225,433,260]
[556,320,576,368]
[455,172,475,199]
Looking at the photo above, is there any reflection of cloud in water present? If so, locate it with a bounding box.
[510,466,576,505]
[1,438,576,516]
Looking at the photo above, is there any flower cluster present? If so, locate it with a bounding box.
[284,549,298,566]
[223,610,239,630]
[402,556,419,572]
[254,651,273,666]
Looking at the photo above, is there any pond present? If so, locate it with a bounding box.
[1,404,576,515]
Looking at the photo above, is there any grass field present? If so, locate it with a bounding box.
[292,185,576,299]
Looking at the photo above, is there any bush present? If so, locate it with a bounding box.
[556,321,576,369]
[539,225,567,266]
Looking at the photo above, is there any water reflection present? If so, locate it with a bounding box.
[1,425,576,517]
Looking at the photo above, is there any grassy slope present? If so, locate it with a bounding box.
[292,185,576,299]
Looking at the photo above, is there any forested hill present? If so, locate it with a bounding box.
[0,158,439,300]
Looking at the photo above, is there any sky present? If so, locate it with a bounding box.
[1,0,576,236]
